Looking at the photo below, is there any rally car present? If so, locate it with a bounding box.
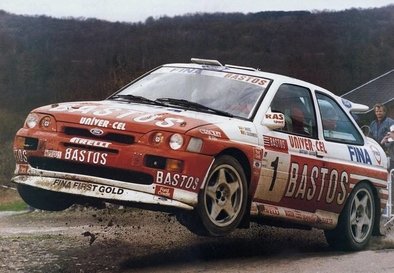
[12,58,388,251]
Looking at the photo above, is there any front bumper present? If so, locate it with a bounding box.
[12,164,198,210]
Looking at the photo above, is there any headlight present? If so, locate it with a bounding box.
[25,113,39,128]
[169,134,184,150]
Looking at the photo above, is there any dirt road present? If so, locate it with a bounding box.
[1,208,394,273]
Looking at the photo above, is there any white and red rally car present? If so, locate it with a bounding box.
[13,58,388,250]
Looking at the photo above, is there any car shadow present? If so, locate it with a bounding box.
[119,228,338,271]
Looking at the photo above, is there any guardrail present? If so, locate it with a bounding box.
[384,169,394,226]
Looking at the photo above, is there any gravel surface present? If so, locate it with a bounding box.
[1,207,394,273]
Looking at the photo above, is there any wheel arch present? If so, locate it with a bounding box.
[216,147,252,228]
[346,179,382,236]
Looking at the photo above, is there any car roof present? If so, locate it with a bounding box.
[163,61,331,94]
[162,59,369,113]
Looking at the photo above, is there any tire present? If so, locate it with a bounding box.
[17,184,74,211]
[179,155,248,236]
[324,182,375,251]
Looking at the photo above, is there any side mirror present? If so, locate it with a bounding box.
[262,112,285,130]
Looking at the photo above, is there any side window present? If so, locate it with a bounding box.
[316,92,363,145]
[270,84,317,138]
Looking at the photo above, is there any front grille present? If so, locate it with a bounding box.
[63,127,134,144]
[29,157,153,185]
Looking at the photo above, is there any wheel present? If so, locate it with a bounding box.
[17,184,74,211]
[324,182,375,251]
[179,155,248,236]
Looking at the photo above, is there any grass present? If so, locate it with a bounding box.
[0,186,28,211]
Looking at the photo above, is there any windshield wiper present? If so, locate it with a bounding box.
[110,94,169,107]
[156,98,234,117]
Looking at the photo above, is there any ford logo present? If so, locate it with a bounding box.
[90,128,104,136]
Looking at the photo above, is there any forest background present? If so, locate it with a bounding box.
[0,6,394,185]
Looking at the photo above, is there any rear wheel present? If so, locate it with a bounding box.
[17,184,74,211]
[324,182,375,251]
[179,155,248,236]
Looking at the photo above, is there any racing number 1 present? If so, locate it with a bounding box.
[269,157,279,191]
[255,152,290,202]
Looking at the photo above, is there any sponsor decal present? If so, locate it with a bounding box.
[70,137,112,148]
[53,179,124,195]
[64,148,108,165]
[80,117,126,130]
[341,98,352,108]
[50,105,186,128]
[133,114,185,128]
[18,164,29,174]
[265,113,285,125]
[238,126,257,138]
[169,67,202,74]
[348,146,372,165]
[155,185,174,199]
[199,129,222,138]
[257,204,335,226]
[224,73,269,87]
[263,136,288,153]
[44,149,62,159]
[370,145,382,165]
[284,157,348,205]
[288,135,327,154]
[14,149,28,163]
[284,209,320,223]
[263,205,280,216]
[155,170,199,191]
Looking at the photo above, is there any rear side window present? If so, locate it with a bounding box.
[316,92,363,145]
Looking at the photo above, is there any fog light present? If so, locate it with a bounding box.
[14,136,26,149]
[40,116,52,128]
[152,132,164,144]
[166,159,184,172]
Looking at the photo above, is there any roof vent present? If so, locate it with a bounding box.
[191,58,223,66]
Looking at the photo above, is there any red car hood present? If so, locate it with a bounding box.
[35,100,225,134]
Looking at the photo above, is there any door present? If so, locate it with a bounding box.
[254,83,322,213]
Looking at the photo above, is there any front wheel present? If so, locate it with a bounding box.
[179,155,248,236]
[324,182,375,251]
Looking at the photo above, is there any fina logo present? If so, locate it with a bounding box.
[90,128,104,136]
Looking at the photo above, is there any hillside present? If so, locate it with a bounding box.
[0,6,394,184]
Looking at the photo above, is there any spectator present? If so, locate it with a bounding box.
[369,103,394,144]
[381,125,394,170]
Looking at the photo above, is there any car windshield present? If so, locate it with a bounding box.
[109,66,271,118]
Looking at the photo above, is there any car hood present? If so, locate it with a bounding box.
[35,100,234,134]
